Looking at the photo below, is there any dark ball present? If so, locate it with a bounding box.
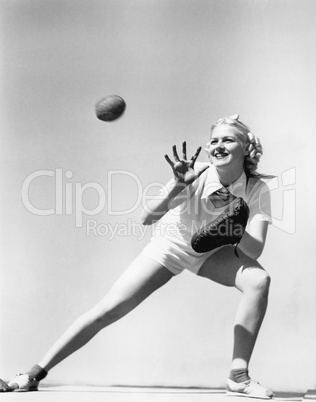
[95,95,126,122]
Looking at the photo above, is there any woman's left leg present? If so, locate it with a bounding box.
[198,245,273,397]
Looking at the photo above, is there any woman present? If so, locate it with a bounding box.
[1,115,273,399]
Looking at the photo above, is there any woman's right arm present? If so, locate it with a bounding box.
[140,180,187,225]
[141,142,209,226]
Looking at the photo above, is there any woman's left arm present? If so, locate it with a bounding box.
[238,220,269,260]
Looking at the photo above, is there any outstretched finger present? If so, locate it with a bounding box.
[191,146,202,164]
[182,141,187,160]
[196,164,210,177]
[164,154,175,168]
[172,145,180,162]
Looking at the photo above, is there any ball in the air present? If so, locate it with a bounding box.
[95,95,126,122]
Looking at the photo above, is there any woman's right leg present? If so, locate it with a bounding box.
[37,254,174,372]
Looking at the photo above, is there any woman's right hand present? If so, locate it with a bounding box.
[141,142,209,225]
[164,142,209,185]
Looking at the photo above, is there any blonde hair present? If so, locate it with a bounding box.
[205,115,263,177]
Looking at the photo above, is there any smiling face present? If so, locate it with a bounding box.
[208,125,247,172]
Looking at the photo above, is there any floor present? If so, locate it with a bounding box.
[0,385,313,402]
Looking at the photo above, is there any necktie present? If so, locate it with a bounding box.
[209,187,236,208]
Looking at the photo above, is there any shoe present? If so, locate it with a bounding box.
[8,374,38,392]
[226,378,273,399]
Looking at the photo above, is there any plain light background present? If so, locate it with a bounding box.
[1,0,315,392]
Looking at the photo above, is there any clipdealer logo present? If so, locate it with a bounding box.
[21,167,297,235]
[21,169,168,229]
[261,167,296,234]
[21,169,143,227]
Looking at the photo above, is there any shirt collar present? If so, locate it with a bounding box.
[201,164,247,199]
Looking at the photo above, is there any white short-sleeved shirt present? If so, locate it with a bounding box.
[141,163,271,275]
